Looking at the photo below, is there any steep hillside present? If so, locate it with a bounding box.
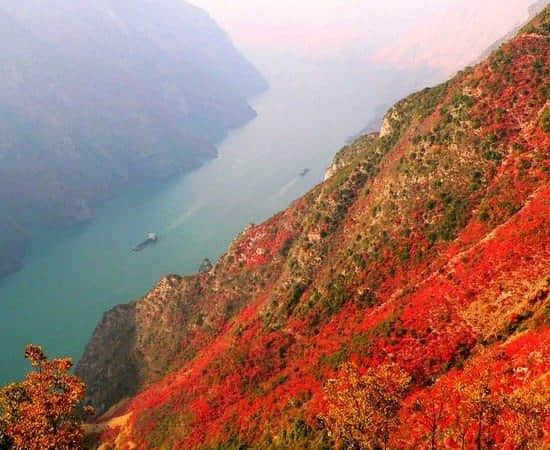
[80,7,550,449]
[0,0,266,277]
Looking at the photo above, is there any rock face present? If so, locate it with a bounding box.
[76,275,200,413]
[84,7,550,449]
[379,106,403,138]
[0,0,267,275]
[198,258,214,273]
[75,302,139,413]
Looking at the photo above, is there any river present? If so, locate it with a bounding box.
[0,53,436,383]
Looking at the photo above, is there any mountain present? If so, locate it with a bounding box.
[371,0,542,79]
[79,7,549,448]
[474,0,549,63]
[0,0,266,277]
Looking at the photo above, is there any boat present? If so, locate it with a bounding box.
[133,233,158,252]
[299,168,310,177]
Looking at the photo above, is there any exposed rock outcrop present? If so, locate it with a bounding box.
[76,275,197,414]
[198,258,213,273]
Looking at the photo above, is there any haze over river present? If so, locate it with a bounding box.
[0,54,434,383]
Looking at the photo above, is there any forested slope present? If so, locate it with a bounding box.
[81,7,549,449]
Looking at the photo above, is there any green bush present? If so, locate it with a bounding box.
[284,283,307,316]
[320,281,347,315]
[541,107,550,133]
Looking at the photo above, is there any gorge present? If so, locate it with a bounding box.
[0,2,548,449]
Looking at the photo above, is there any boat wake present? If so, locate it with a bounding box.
[276,177,299,198]
[165,202,204,232]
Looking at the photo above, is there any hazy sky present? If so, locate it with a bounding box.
[189,0,534,74]
[189,0,449,57]
[373,0,536,76]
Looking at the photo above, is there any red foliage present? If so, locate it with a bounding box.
[96,17,550,448]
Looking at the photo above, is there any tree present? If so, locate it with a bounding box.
[404,382,454,450]
[0,345,92,450]
[500,376,550,450]
[453,369,502,450]
[322,362,410,450]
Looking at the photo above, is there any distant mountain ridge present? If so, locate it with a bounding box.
[473,0,549,63]
[0,0,267,277]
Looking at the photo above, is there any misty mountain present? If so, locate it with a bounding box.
[0,0,267,276]
[474,0,548,63]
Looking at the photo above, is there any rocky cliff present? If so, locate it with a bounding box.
[80,7,549,449]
